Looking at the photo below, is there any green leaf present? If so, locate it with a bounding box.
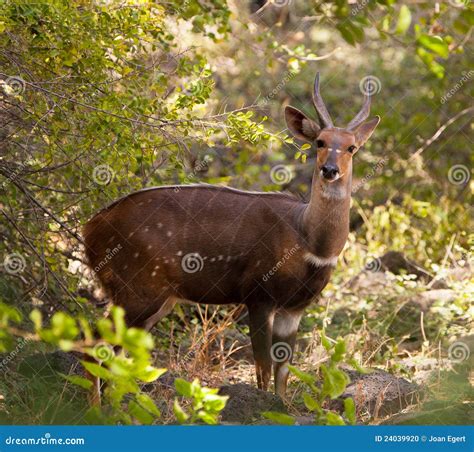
[321,365,350,399]
[344,398,356,425]
[303,393,320,412]
[326,411,345,426]
[262,411,295,425]
[395,5,411,35]
[135,367,167,383]
[288,364,316,385]
[196,410,218,425]
[173,399,189,424]
[29,309,42,331]
[175,378,193,397]
[203,394,228,412]
[320,330,332,351]
[332,338,346,363]
[417,34,449,59]
[129,400,154,425]
[111,306,126,340]
[81,361,113,380]
[348,358,372,374]
[136,394,161,417]
[336,24,355,46]
[416,47,445,78]
[61,373,93,390]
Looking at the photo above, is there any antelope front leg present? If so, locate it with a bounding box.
[272,308,302,398]
[247,303,275,391]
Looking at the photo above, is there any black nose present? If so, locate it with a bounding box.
[321,164,339,180]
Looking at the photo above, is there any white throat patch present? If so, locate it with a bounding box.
[304,252,338,267]
[320,183,347,200]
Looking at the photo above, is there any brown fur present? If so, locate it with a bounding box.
[83,74,380,399]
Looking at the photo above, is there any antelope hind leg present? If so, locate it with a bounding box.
[272,308,302,398]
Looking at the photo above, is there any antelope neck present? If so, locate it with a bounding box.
[301,167,351,260]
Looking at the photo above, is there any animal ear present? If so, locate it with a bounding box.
[285,106,321,142]
[353,116,380,146]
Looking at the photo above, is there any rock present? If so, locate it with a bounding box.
[330,369,420,418]
[381,403,474,425]
[379,251,430,281]
[219,383,286,424]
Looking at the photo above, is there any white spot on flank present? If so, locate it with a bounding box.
[210,257,216,262]
[151,271,157,276]
[123,265,128,270]
[147,244,153,250]
[144,226,150,232]
[218,255,223,261]
[166,231,172,237]
[157,223,163,228]
[303,252,338,267]
[138,202,144,206]
[226,256,232,262]
[133,252,139,258]
[147,199,152,203]
[128,232,134,238]
[154,265,160,270]
[176,251,183,256]
[164,259,169,263]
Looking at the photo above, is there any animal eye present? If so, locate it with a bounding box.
[316,140,326,148]
[347,145,357,153]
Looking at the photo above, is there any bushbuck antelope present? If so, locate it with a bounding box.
[84,73,379,399]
